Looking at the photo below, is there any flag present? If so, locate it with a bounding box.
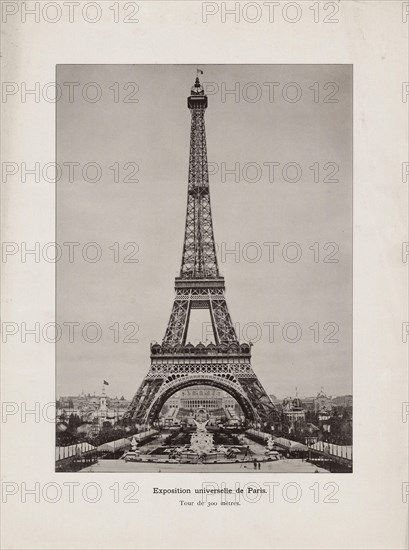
[197,69,203,76]
[103,380,109,385]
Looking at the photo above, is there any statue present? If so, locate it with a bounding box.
[266,435,275,450]
[193,419,209,432]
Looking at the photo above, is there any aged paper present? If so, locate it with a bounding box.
[1,1,408,549]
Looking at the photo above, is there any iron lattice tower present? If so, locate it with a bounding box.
[125,75,277,426]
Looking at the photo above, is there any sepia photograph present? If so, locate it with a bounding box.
[56,64,353,473]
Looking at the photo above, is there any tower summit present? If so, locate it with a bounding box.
[125,75,277,427]
[181,74,216,279]
[165,73,234,346]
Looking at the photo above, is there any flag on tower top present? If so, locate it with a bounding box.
[197,69,203,76]
[103,380,109,385]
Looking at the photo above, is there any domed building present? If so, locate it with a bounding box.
[282,395,305,423]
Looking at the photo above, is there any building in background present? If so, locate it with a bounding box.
[159,385,242,425]
[314,388,333,414]
[332,394,353,409]
[57,387,130,428]
[282,396,306,423]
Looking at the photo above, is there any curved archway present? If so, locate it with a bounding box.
[145,377,257,424]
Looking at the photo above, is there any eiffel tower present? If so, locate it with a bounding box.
[125,74,277,427]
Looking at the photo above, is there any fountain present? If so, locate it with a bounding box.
[189,419,214,456]
[151,412,251,463]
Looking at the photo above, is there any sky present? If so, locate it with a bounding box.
[56,64,352,400]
